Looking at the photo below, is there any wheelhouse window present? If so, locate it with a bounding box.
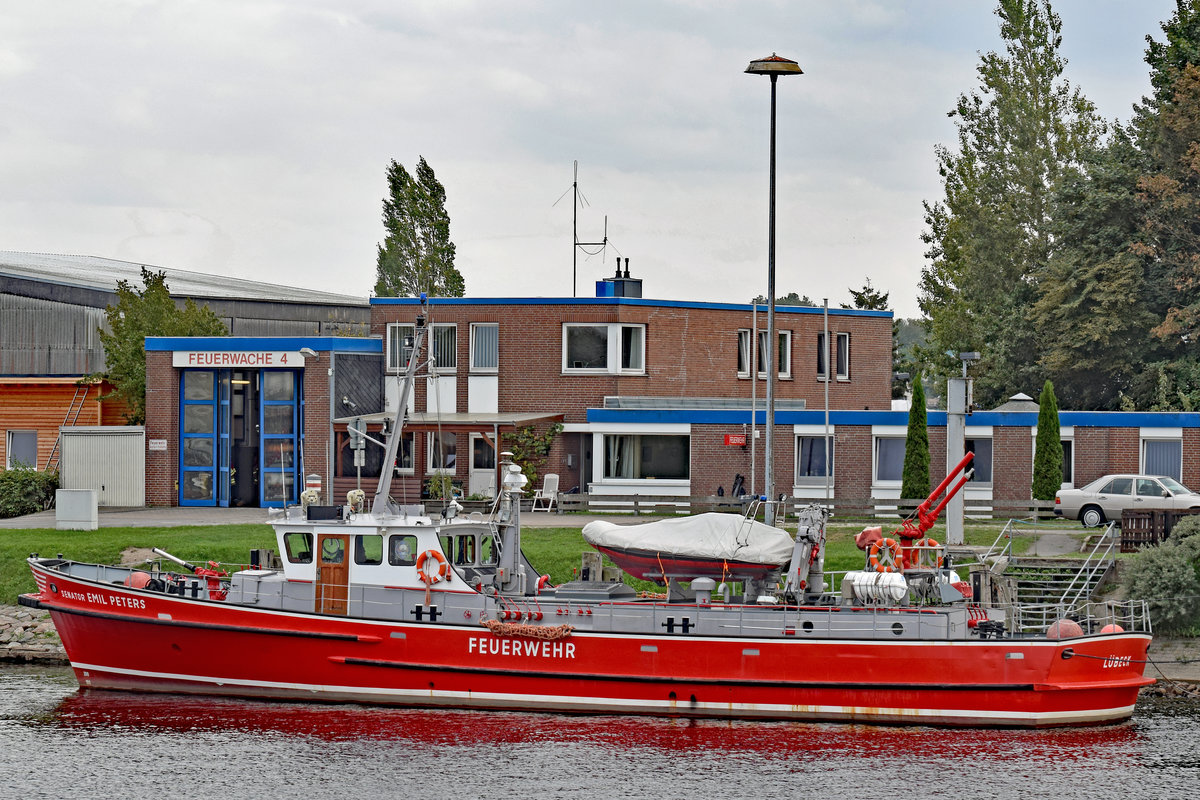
[5,430,37,469]
[428,431,457,473]
[470,323,498,372]
[757,330,791,379]
[388,534,418,566]
[966,438,993,484]
[563,323,645,374]
[603,434,689,480]
[354,534,383,565]
[283,532,313,564]
[1144,439,1183,481]
[796,435,833,484]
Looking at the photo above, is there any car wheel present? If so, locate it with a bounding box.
[1080,506,1106,528]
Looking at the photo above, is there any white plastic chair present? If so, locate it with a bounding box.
[531,473,559,511]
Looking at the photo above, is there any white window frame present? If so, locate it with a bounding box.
[5,430,37,469]
[386,323,415,373]
[430,323,457,373]
[872,432,906,485]
[395,431,416,475]
[794,429,834,486]
[427,431,457,475]
[835,332,850,380]
[469,323,498,373]
[1141,428,1183,481]
[737,329,752,378]
[562,323,646,375]
[757,329,791,380]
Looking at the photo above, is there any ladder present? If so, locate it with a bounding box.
[44,384,90,472]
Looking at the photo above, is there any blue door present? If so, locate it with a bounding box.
[260,370,300,507]
[180,370,218,506]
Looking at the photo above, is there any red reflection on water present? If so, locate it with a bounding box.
[47,689,1144,762]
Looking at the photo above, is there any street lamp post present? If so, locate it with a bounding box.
[746,53,802,526]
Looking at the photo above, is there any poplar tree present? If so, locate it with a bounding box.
[374,157,464,298]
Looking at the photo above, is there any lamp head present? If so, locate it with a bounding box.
[745,53,803,76]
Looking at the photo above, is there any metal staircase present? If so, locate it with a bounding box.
[1003,523,1119,607]
[43,384,90,472]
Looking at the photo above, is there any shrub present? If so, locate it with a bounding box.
[1120,524,1200,635]
[0,467,59,518]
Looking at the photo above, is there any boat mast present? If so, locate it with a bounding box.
[373,297,429,512]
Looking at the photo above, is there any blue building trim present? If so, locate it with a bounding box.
[145,336,382,353]
[370,296,892,318]
[584,407,1200,428]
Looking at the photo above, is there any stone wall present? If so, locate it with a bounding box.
[0,605,65,664]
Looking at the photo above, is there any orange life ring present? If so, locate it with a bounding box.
[868,538,901,573]
[415,549,449,585]
[913,537,943,569]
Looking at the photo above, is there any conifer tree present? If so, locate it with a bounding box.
[1032,380,1065,506]
[900,374,930,505]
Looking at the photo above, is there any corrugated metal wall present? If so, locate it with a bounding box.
[60,426,145,506]
[0,294,107,375]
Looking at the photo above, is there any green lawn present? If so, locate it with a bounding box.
[1,517,1083,605]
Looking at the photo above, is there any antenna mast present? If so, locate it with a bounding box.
[570,161,607,297]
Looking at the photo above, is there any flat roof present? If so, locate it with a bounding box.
[370,295,892,317]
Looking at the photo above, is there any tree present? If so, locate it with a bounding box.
[750,291,815,306]
[1031,380,1064,507]
[842,278,889,311]
[900,373,931,504]
[918,0,1103,407]
[97,268,227,424]
[374,157,464,298]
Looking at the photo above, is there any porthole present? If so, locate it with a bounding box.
[891,622,904,636]
[801,620,815,633]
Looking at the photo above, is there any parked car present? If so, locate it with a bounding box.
[1055,474,1200,527]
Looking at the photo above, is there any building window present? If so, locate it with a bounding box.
[818,333,850,380]
[796,435,833,484]
[470,323,498,372]
[836,332,850,380]
[757,330,791,379]
[1144,439,1182,481]
[1061,440,1073,486]
[387,323,415,372]
[603,434,689,479]
[428,431,457,473]
[874,437,905,482]
[966,438,993,484]
[431,324,456,371]
[563,323,645,374]
[5,430,37,469]
[737,329,752,378]
[335,430,414,478]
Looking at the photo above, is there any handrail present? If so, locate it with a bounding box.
[1057,521,1118,606]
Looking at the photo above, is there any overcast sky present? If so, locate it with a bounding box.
[0,1,1181,317]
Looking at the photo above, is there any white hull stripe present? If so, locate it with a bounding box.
[70,662,1135,725]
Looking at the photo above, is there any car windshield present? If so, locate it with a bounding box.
[1160,477,1190,495]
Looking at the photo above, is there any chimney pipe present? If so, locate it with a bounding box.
[623,258,630,278]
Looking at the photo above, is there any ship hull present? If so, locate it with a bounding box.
[24,564,1153,728]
